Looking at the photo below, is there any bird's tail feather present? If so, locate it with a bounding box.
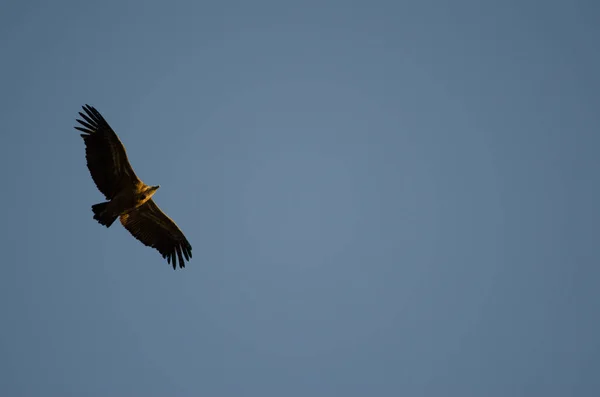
[92,202,118,228]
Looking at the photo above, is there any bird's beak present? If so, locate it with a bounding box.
[153,185,160,191]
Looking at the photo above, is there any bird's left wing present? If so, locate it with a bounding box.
[120,199,192,269]
[75,104,142,199]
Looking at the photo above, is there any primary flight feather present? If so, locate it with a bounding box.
[75,104,192,269]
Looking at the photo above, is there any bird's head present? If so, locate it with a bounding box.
[148,185,160,197]
[140,185,160,203]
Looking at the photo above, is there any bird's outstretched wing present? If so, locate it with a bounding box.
[120,199,192,269]
[75,104,141,199]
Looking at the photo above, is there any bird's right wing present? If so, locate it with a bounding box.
[75,104,141,199]
[120,199,192,269]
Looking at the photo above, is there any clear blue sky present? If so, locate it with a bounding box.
[1,0,599,395]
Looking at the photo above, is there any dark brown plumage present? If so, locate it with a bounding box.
[75,104,192,269]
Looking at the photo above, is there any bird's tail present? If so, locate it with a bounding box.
[92,201,119,228]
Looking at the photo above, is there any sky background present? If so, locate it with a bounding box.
[1,0,599,396]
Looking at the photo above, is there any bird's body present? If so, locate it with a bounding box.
[91,182,159,228]
[75,104,192,269]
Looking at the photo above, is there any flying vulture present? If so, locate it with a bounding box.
[75,104,192,269]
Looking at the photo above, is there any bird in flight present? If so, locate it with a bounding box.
[75,104,192,269]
